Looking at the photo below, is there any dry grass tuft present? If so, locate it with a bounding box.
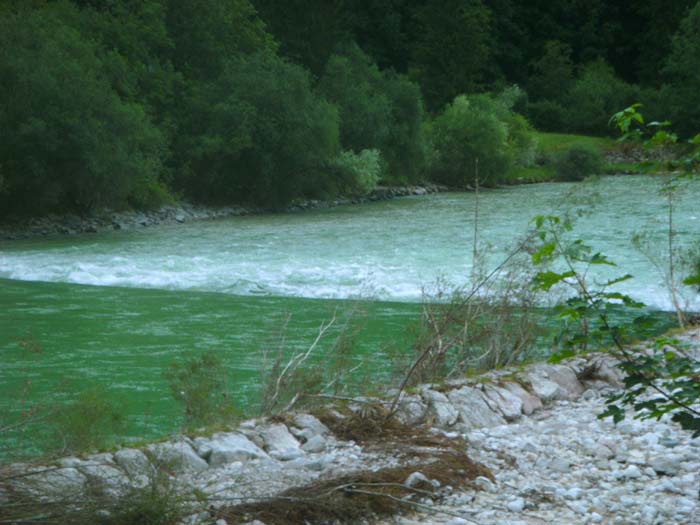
[217,409,491,525]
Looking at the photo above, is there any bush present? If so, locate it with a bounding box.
[319,44,426,184]
[379,71,427,183]
[46,386,125,455]
[526,99,568,132]
[330,149,384,195]
[662,2,700,138]
[164,351,236,430]
[554,145,603,181]
[563,59,638,135]
[0,4,166,217]
[174,52,340,208]
[427,94,511,187]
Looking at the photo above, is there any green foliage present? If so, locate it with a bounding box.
[662,2,700,138]
[564,60,639,135]
[164,351,236,430]
[428,92,534,187]
[175,52,340,207]
[410,0,493,111]
[527,40,574,102]
[428,94,508,187]
[0,3,166,217]
[602,339,700,438]
[530,213,700,436]
[318,45,426,184]
[46,386,125,455]
[330,149,383,195]
[553,145,603,181]
[525,100,569,133]
[165,0,276,79]
[376,71,427,183]
[318,45,392,155]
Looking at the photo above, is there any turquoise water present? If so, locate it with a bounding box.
[1,176,697,455]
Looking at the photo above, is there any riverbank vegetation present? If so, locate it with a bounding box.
[2,0,700,219]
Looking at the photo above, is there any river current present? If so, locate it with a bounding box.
[1,175,698,453]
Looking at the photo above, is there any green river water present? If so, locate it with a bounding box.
[1,176,698,456]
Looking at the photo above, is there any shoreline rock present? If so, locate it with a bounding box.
[2,329,698,524]
[0,184,447,241]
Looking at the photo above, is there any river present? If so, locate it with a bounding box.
[1,175,698,454]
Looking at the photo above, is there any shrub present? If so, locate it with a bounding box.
[662,2,700,138]
[318,45,392,155]
[330,149,384,195]
[526,99,568,133]
[427,94,511,187]
[319,44,426,184]
[563,59,638,135]
[164,351,236,430]
[553,145,603,181]
[175,52,340,208]
[379,71,427,183]
[46,386,125,455]
[0,4,166,217]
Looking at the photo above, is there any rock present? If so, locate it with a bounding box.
[481,384,524,421]
[648,453,683,476]
[146,441,209,473]
[538,364,584,399]
[11,466,87,500]
[422,389,459,427]
[114,448,153,482]
[447,386,505,430]
[194,433,269,468]
[501,381,543,415]
[404,471,432,489]
[394,394,427,426]
[621,465,643,479]
[301,435,327,454]
[506,497,525,512]
[261,424,304,461]
[586,355,624,387]
[59,455,130,498]
[474,476,496,493]
[291,414,329,442]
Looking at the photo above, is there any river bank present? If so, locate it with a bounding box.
[2,329,698,525]
[0,184,447,241]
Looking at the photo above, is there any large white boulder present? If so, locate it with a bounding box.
[447,386,505,430]
[421,388,459,427]
[193,433,269,468]
[260,424,304,461]
[146,440,209,473]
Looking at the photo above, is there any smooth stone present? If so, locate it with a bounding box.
[447,386,506,429]
[422,389,459,427]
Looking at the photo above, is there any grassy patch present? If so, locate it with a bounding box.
[505,132,618,184]
[533,132,617,156]
[603,159,669,175]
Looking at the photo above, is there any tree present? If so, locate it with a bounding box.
[427,94,511,188]
[662,1,700,138]
[0,3,166,216]
[410,0,493,111]
[176,53,340,207]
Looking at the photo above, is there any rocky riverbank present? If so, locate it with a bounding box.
[0,184,447,241]
[2,330,698,525]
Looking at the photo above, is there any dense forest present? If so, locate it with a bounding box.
[1,0,699,217]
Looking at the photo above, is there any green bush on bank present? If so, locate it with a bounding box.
[174,52,341,208]
[0,4,167,217]
[318,44,426,185]
[330,149,384,195]
[553,145,604,181]
[427,90,536,188]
